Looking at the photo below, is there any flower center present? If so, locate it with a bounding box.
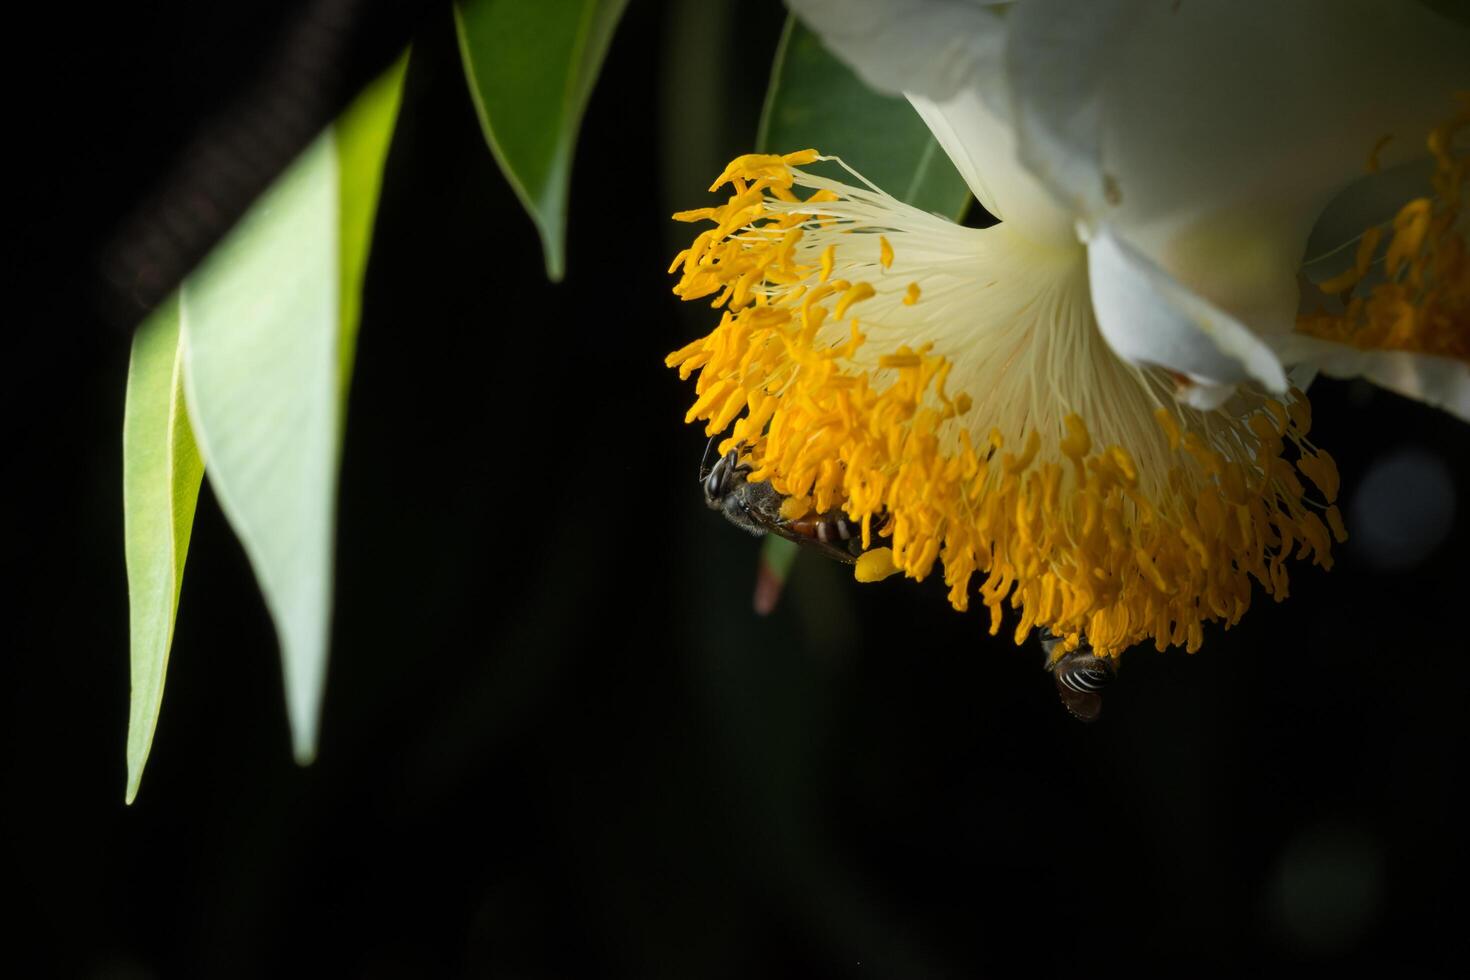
[1298,95,1469,360]
[668,151,1344,656]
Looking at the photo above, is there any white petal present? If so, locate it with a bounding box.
[1088,226,1288,393]
[1269,334,1470,422]
[784,0,1008,102]
[1007,0,1470,328]
[908,89,1075,244]
[1003,0,1139,220]
[1013,1,1469,220]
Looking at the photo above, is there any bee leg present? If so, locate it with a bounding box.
[698,435,720,483]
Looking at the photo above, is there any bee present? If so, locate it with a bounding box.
[1040,630,1116,723]
[699,439,872,564]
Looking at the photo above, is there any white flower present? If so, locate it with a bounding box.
[664,0,1466,654]
[789,0,1470,415]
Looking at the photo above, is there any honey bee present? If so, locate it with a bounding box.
[699,439,872,564]
[1040,630,1116,723]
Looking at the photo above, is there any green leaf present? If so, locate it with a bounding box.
[757,16,972,220]
[179,58,406,764]
[753,536,799,617]
[123,295,205,804]
[454,0,630,281]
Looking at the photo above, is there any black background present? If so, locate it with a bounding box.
[7,1,1469,976]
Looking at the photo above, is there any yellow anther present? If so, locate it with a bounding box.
[800,300,828,339]
[708,153,789,192]
[1287,396,1312,437]
[1296,450,1341,504]
[1154,408,1182,451]
[1134,548,1171,593]
[1264,399,1288,435]
[855,548,901,582]
[1002,431,1042,474]
[1059,414,1091,459]
[667,150,1341,657]
[1107,446,1137,484]
[665,336,707,368]
[879,235,894,269]
[782,148,820,167]
[834,282,876,320]
[1298,99,1469,364]
[819,245,836,283]
[1386,198,1433,277]
[779,494,811,520]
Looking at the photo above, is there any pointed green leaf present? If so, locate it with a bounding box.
[123,296,206,803]
[454,0,630,281]
[179,59,406,764]
[757,16,972,220]
[335,59,409,411]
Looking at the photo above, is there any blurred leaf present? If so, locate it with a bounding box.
[335,58,409,414]
[758,16,971,219]
[179,59,406,764]
[123,296,205,804]
[454,0,630,281]
[753,536,799,616]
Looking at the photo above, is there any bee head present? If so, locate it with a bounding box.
[700,441,752,510]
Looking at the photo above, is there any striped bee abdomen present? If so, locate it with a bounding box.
[1050,647,1115,723]
[1056,659,1111,693]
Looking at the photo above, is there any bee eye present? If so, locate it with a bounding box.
[706,468,724,498]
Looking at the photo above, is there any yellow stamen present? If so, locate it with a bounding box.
[855,548,900,582]
[819,245,836,283]
[1299,94,1470,361]
[669,151,1344,656]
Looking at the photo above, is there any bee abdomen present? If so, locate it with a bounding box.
[1056,662,1111,693]
[1050,647,1115,723]
[792,512,862,542]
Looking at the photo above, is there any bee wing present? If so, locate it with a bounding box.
[767,522,861,564]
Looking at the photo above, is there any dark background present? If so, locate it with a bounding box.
[7,1,1469,976]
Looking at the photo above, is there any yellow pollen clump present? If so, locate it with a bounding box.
[667,151,1346,656]
[1299,94,1470,361]
[855,548,900,582]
